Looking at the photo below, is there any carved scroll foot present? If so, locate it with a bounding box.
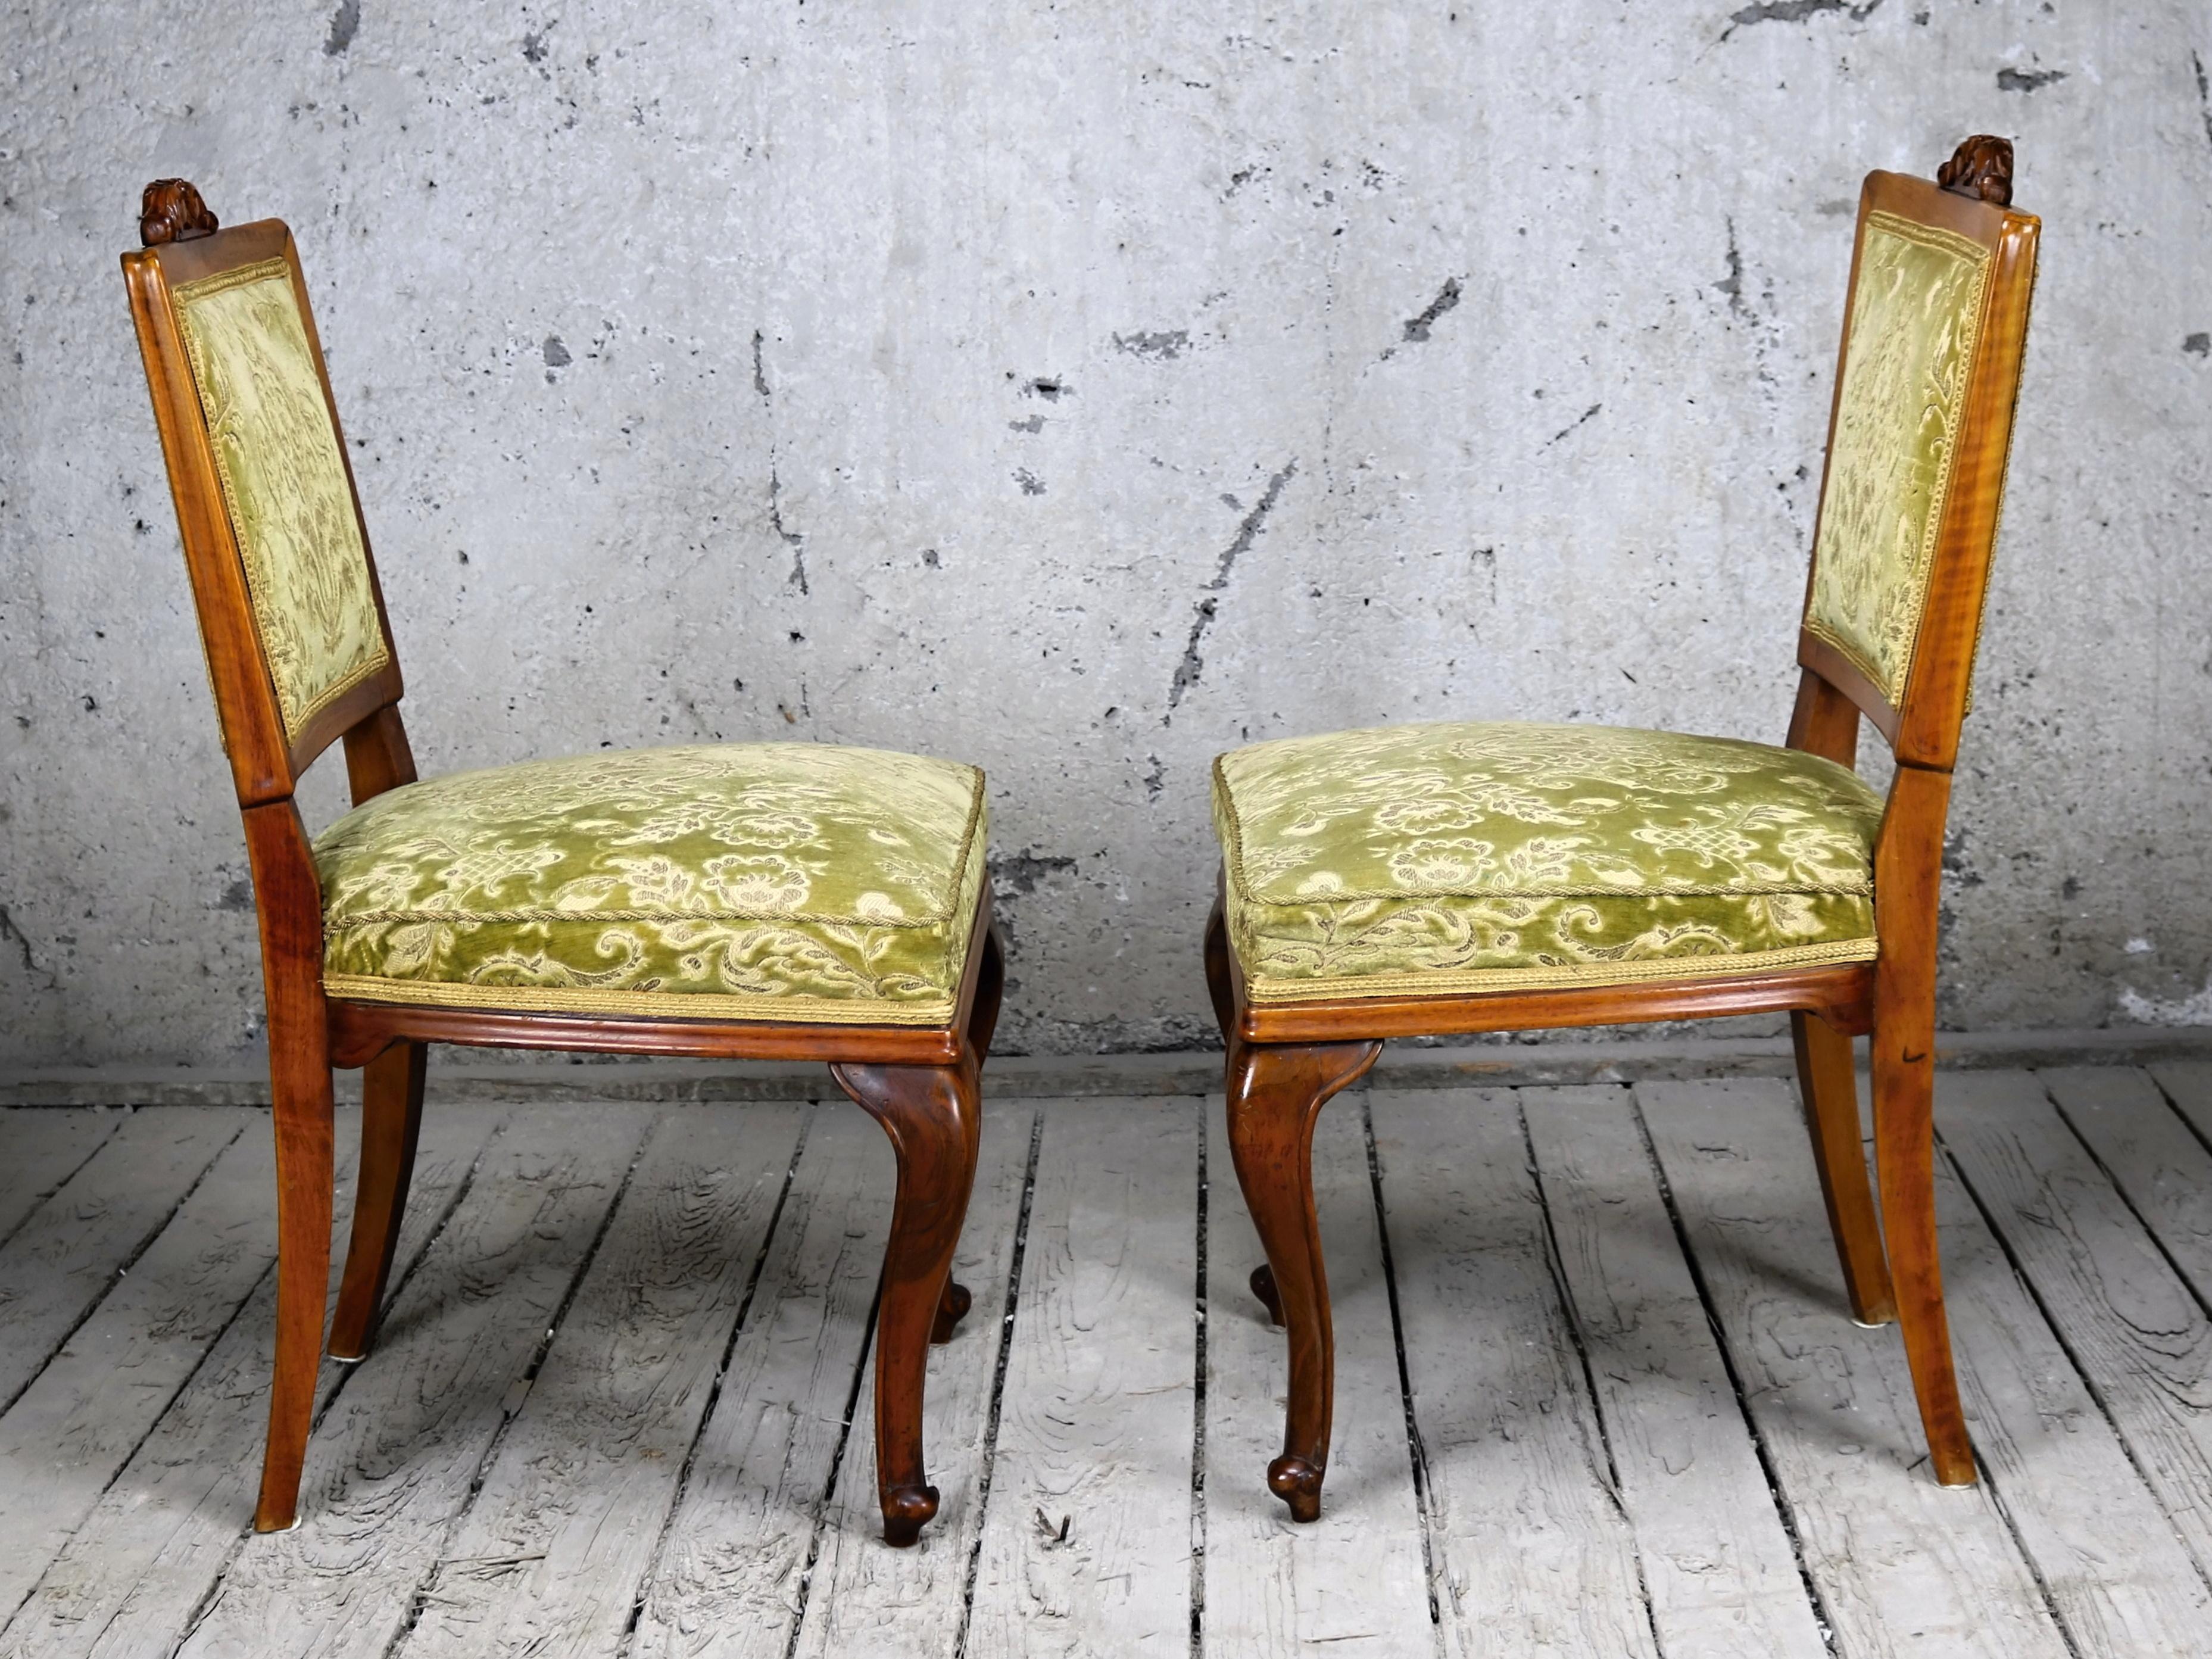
[1268,1455,1325,1524]
[881,1483,941,1549]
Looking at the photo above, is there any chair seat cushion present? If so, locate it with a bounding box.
[1212,721,1882,1004]
[314,743,986,1026]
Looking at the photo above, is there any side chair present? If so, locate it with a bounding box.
[1205,137,2039,1521]
[122,180,999,1546]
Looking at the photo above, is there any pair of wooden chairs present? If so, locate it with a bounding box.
[123,135,2036,1548]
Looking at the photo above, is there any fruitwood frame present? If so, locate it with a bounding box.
[1207,137,2040,1522]
[123,182,997,1546]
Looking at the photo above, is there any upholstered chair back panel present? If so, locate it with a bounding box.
[1805,211,1992,707]
[172,258,389,744]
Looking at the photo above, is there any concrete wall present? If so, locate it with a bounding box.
[4,1,2209,1066]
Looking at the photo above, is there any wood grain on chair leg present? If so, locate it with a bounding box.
[329,1039,426,1361]
[1872,1015,1973,1485]
[1208,903,1292,1330]
[1790,1011,1896,1327]
[1872,763,1975,1486]
[919,925,999,1351]
[244,801,341,1534]
[831,1059,983,1546]
[253,1044,337,1532]
[1225,1038,1383,1522]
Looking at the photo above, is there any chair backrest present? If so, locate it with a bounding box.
[122,180,405,807]
[1798,136,2040,772]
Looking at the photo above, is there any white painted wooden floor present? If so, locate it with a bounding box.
[4,1065,2212,1657]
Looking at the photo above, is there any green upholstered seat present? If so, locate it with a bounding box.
[314,743,986,1025]
[1212,721,1883,1005]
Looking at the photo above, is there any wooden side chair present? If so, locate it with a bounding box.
[121,180,1000,1546]
[1205,138,2039,1521]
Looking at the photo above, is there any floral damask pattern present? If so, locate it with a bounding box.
[174,258,390,741]
[314,743,987,1024]
[1806,212,1991,704]
[1212,722,1883,1002]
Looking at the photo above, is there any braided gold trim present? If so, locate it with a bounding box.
[330,903,963,930]
[1240,937,1878,1005]
[173,257,294,304]
[322,973,957,1027]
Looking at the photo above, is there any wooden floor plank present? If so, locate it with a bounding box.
[2048,1065,2212,1306]
[1203,1095,1432,1658]
[170,1102,661,1659]
[1371,1087,1660,1659]
[395,1102,806,1659]
[1928,1117,2212,1654]
[1521,1084,1827,1659]
[630,1103,901,1659]
[0,1114,278,1627]
[0,1108,126,1252]
[1937,1069,2212,1584]
[963,1098,1199,1659]
[1638,1077,2069,1658]
[0,1108,252,1411]
[792,1103,1039,1659]
[2148,1060,2212,1152]
[6,1074,2207,1657]
[0,1103,505,1659]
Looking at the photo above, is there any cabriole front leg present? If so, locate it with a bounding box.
[926,928,1000,1351]
[1204,903,1292,1329]
[831,1058,983,1546]
[1225,1037,1382,1523]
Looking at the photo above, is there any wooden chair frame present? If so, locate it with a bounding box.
[121,182,998,1546]
[1206,138,2039,1522]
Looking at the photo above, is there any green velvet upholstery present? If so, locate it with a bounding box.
[1805,211,1992,705]
[173,258,389,742]
[314,743,987,1025]
[1212,721,1882,1003]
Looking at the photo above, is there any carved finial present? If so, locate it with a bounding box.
[139,179,219,247]
[1937,136,2013,207]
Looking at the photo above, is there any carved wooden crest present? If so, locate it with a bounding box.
[140,179,219,247]
[1937,136,2013,207]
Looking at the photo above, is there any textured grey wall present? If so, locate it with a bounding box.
[3,2,2208,1066]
